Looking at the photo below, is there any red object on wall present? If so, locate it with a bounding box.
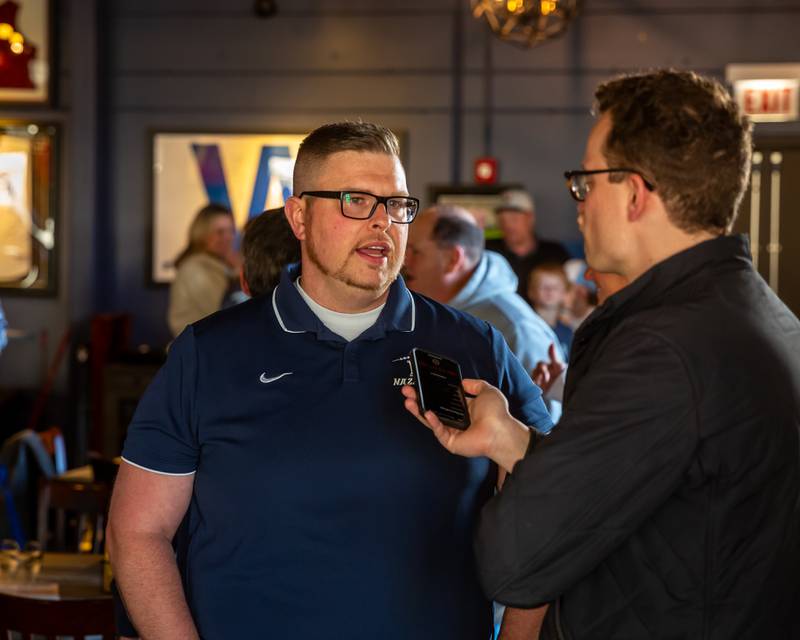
[0,1,37,89]
[474,157,498,184]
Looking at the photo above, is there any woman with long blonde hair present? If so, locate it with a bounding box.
[167,203,240,337]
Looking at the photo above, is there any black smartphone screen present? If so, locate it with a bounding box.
[410,348,470,430]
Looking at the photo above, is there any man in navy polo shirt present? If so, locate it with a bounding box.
[107,121,553,639]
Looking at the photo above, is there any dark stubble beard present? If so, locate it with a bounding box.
[305,213,401,293]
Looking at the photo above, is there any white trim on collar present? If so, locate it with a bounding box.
[400,289,416,333]
[272,286,307,334]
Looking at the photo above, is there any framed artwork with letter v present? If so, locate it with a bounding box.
[150,132,306,284]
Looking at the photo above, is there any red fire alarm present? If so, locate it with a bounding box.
[474,157,498,184]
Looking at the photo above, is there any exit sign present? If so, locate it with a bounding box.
[733,79,799,122]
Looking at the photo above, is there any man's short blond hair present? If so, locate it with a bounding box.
[293,121,400,195]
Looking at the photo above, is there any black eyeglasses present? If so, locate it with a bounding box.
[299,190,420,224]
[563,169,655,202]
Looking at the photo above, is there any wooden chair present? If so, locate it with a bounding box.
[0,592,115,639]
[36,479,112,553]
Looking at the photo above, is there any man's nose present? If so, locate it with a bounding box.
[370,202,391,229]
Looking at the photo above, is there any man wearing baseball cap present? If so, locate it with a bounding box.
[487,188,570,305]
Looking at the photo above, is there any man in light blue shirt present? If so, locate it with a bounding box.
[404,205,564,424]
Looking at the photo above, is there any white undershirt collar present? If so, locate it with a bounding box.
[294,278,384,342]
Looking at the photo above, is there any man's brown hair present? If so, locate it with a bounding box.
[241,208,301,297]
[293,121,400,195]
[594,69,752,233]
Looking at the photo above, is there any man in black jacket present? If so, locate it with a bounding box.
[403,69,800,639]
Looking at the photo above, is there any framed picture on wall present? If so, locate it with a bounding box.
[428,183,523,239]
[0,121,58,295]
[0,0,53,106]
[150,131,307,284]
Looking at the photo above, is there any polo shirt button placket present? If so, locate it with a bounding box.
[343,342,360,383]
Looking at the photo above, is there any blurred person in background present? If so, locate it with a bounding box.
[486,189,569,305]
[532,268,630,402]
[527,263,573,357]
[404,204,564,419]
[167,203,240,337]
[404,205,563,388]
[560,258,597,330]
[239,207,301,298]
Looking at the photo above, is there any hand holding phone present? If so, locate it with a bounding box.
[409,348,471,430]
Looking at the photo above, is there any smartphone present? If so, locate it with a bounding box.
[409,348,471,430]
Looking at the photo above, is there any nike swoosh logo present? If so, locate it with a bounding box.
[260,372,293,384]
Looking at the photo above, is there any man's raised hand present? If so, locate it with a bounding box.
[532,342,565,393]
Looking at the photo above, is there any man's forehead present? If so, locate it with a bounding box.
[323,148,398,163]
[317,150,406,179]
[584,113,612,165]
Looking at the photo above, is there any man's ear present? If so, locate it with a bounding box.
[443,245,467,276]
[284,196,307,241]
[627,174,650,222]
[239,267,251,296]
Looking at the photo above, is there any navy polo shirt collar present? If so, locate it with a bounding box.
[271,262,416,341]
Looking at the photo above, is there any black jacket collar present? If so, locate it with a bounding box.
[582,234,752,333]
